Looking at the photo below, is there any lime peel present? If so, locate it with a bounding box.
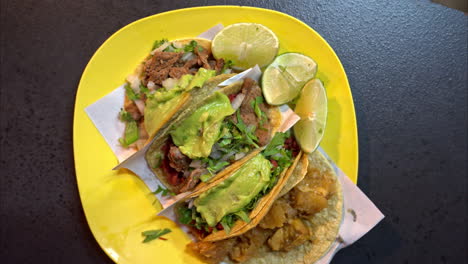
[262,52,318,106]
[211,23,279,70]
[293,78,327,153]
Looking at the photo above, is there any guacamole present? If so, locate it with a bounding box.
[194,154,272,226]
[144,89,185,138]
[171,92,235,159]
[144,70,215,137]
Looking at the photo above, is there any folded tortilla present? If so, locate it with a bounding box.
[187,150,343,264]
[145,78,282,194]
[121,38,226,148]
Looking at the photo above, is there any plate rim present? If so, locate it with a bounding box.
[73,5,359,263]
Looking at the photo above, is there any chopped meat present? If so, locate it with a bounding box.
[229,227,274,262]
[168,145,190,172]
[214,58,225,74]
[267,219,310,251]
[188,239,236,264]
[144,52,183,85]
[169,67,189,79]
[161,156,180,186]
[178,168,207,193]
[259,198,298,229]
[184,58,199,69]
[232,78,272,146]
[124,95,142,121]
[195,47,211,69]
[160,141,180,186]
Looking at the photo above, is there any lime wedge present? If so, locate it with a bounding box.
[262,53,317,105]
[211,23,279,70]
[293,79,327,153]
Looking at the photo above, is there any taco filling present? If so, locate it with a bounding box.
[119,39,233,150]
[187,151,342,264]
[176,131,301,241]
[148,78,278,194]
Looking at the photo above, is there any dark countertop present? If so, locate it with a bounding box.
[0,0,466,263]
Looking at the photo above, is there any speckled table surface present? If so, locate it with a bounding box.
[0,1,466,263]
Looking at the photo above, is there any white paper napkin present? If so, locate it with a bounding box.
[315,147,384,263]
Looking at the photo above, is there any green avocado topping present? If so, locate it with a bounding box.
[144,69,215,137]
[194,154,272,227]
[171,92,235,159]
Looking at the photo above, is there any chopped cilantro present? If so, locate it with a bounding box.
[139,84,154,99]
[200,173,212,182]
[221,60,234,74]
[119,109,134,122]
[220,214,234,234]
[152,185,174,196]
[118,120,139,147]
[207,161,230,174]
[262,132,290,157]
[124,84,139,101]
[234,110,259,148]
[177,206,193,225]
[234,210,250,223]
[250,96,268,125]
[184,40,199,52]
[141,228,171,243]
[163,43,183,52]
[152,39,168,50]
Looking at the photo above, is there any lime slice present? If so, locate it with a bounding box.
[211,23,279,70]
[262,53,317,105]
[293,79,327,153]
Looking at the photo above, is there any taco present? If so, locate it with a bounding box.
[118,38,234,150]
[145,78,282,194]
[186,150,343,264]
[173,131,308,243]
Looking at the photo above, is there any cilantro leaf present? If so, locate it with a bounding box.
[141,228,171,243]
[152,39,168,50]
[220,214,234,234]
[234,210,250,223]
[163,43,183,52]
[222,60,234,73]
[184,40,199,52]
[152,185,174,196]
[207,161,230,174]
[124,84,139,101]
[119,109,134,122]
[177,206,193,225]
[200,173,212,182]
[119,120,139,147]
[139,84,153,99]
[262,132,290,157]
[234,111,259,148]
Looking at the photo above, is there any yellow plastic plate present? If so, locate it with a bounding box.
[73,6,358,264]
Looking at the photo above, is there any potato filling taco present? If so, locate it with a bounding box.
[174,131,307,243]
[118,38,234,150]
[187,150,343,264]
[145,78,282,194]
